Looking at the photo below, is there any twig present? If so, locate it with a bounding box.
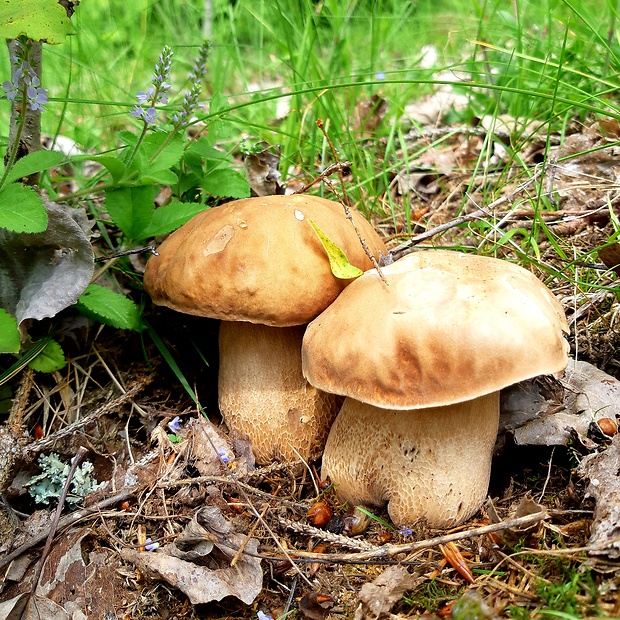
[293,162,353,195]
[30,447,89,595]
[0,487,138,570]
[26,381,148,454]
[258,510,549,565]
[389,165,546,261]
[315,118,387,284]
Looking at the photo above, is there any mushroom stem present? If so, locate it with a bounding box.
[321,392,500,528]
[218,321,342,464]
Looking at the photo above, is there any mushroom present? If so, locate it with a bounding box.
[302,250,569,527]
[143,194,386,463]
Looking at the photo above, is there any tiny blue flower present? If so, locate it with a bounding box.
[168,416,182,433]
[3,81,17,100]
[217,447,231,464]
[26,86,48,111]
[257,612,273,620]
[375,71,386,80]
[398,525,413,537]
[136,88,155,104]
[144,537,159,551]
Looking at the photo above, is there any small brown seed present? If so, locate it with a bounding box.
[597,417,618,436]
[307,501,333,527]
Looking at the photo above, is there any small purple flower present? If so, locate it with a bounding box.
[375,71,386,80]
[26,86,48,111]
[3,81,17,100]
[3,46,48,111]
[398,525,413,537]
[144,538,159,551]
[217,447,231,464]
[257,612,273,620]
[136,87,155,104]
[167,416,182,433]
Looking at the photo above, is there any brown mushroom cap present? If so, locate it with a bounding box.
[302,250,569,409]
[143,194,386,326]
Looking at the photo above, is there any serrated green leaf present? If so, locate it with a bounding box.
[141,132,184,172]
[28,339,66,373]
[202,169,250,199]
[140,169,178,185]
[76,284,142,331]
[72,155,126,184]
[307,218,364,280]
[4,150,65,184]
[104,185,157,240]
[0,309,20,354]
[0,184,47,232]
[0,0,75,43]
[188,139,232,162]
[140,201,207,238]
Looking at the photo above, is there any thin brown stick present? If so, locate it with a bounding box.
[0,487,138,570]
[30,446,89,595]
[389,165,546,261]
[26,381,148,454]
[315,118,387,284]
[257,510,549,564]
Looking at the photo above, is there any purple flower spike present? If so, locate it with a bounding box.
[129,45,174,125]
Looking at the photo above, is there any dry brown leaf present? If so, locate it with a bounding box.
[577,434,620,558]
[354,565,423,620]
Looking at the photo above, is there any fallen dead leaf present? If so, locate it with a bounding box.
[354,565,423,620]
[121,506,263,605]
[577,433,620,558]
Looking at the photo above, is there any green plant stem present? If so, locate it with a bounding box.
[0,82,28,190]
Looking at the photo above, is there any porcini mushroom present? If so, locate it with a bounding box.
[302,250,569,527]
[143,194,386,463]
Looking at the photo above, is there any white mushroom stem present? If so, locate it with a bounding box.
[218,321,342,464]
[321,392,500,528]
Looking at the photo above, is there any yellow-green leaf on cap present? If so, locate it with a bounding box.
[307,218,363,280]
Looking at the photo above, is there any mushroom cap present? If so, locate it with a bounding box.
[143,195,386,326]
[302,250,569,409]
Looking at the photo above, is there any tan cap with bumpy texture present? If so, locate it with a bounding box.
[143,194,386,327]
[303,250,569,408]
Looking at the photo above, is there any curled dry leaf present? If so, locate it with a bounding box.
[498,359,620,449]
[354,565,423,620]
[439,542,475,584]
[121,506,263,605]
[577,433,620,559]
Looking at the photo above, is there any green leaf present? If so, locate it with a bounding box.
[28,339,66,373]
[140,201,207,238]
[72,155,126,184]
[0,309,20,354]
[202,169,250,199]
[104,185,157,240]
[140,169,178,185]
[4,150,65,184]
[76,284,142,331]
[307,218,364,280]
[140,132,184,173]
[0,184,47,232]
[0,0,76,43]
[188,139,232,162]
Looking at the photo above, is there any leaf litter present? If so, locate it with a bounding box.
[3,75,620,620]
